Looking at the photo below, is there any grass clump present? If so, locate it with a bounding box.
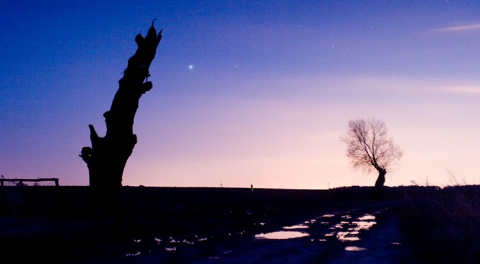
[401,185,480,263]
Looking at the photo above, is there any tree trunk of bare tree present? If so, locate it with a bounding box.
[374,167,386,193]
[80,22,162,202]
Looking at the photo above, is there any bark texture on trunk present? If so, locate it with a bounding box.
[80,21,162,192]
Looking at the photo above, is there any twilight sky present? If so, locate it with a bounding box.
[1,1,480,188]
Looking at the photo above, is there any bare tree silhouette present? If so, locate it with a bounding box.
[80,21,162,194]
[341,118,402,192]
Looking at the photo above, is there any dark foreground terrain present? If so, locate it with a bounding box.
[1,185,479,263]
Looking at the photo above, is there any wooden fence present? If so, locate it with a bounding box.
[0,178,59,187]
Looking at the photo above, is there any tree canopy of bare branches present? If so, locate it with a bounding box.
[341,118,402,190]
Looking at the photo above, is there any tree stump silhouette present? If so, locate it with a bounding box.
[80,21,162,199]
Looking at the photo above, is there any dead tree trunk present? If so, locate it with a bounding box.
[80,21,162,194]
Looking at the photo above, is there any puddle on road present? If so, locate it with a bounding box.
[322,212,377,243]
[125,251,141,257]
[352,220,376,231]
[165,246,177,252]
[255,231,309,240]
[124,234,215,258]
[321,214,335,218]
[336,231,360,242]
[256,222,310,240]
[283,224,309,230]
[358,214,375,221]
[256,220,311,240]
[345,246,367,251]
[254,211,377,242]
[341,215,352,219]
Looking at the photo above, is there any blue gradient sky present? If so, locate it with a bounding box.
[1,1,480,188]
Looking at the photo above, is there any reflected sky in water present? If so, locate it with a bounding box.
[254,211,378,241]
[283,224,309,230]
[123,209,385,260]
[255,231,309,240]
[345,246,367,252]
[330,213,377,242]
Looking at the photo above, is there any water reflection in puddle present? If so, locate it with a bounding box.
[125,234,212,258]
[125,251,141,257]
[283,225,309,230]
[123,209,384,260]
[345,246,367,251]
[358,214,375,221]
[254,211,378,242]
[165,246,177,252]
[352,220,376,231]
[183,239,195,245]
[322,212,377,244]
[336,231,360,242]
[256,219,311,240]
[255,231,309,240]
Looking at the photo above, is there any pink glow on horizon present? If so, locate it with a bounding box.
[2,1,480,189]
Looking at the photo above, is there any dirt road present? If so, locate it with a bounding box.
[1,187,424,263]
[125,202,423,263]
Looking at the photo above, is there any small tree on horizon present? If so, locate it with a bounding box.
[341,118,402,191]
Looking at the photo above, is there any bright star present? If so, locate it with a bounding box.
[188,64,194,70]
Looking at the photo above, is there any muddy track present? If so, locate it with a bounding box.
[121,201,423,263]
[1,187,423,263]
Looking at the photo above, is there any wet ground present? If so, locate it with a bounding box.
[0,187,425,263]
[119,203,423,263]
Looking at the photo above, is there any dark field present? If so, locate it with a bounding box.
[1,185,479,263]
